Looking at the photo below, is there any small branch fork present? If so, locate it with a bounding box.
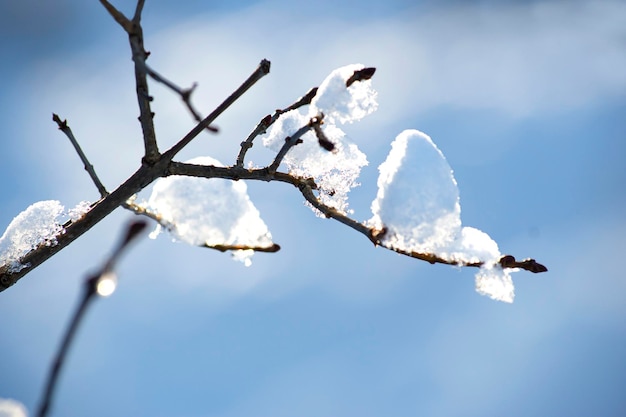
[0,0,546,293]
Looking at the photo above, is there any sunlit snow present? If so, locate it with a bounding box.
[309,64,378,124]
[0,200,91,273]
[146,156,274,266]
[0,398,28,417]
[263,64,375,214]
[370,129,515,302]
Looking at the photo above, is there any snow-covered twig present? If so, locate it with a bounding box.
[297,178,547,273]
[268,115,324,174]
[236,87,318,167]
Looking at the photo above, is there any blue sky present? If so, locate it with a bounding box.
[1,0,625,416]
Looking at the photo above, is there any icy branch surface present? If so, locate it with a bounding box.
[263,64,375,214]
[146,156,274,266]
[370,130,515,303]
[0,201,91,273]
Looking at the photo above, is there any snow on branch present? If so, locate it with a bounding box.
[0,3,546,298]
[143,156,276,266]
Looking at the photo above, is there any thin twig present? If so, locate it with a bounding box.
[139,62,218,133]
[311,119,335,152]
[36,280,94,417]
[132,0,145,23]
[124,198,281,253]
[162,59,271,162]
[268,114,323,174]
[99,0,133,32]
[100,0,160,163]
[297,179,547,273]
[236,87,318,167]
[346,67,376,87]
[205,243,281,253]
[52,114,108,198]
[36,221,147,417]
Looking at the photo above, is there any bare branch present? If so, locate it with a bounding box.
[36,220,147,417]
[52,114,108,198]
[140,62,218,133]
[132,0,145,23]
[346,67,376,87]
[204,243,281,253]
[236,87,318,167]
[162,59,271,162]
[99,0,133,33]
[128,30,160,163]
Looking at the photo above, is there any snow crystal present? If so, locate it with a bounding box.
[0,398,28,417]
[370,129,515,302]
[67,200,92,221]
[475,264,515,303]
[262,64,376,214]
[310,64,378,125]
[0,200,65,272]
[146,156,274,266]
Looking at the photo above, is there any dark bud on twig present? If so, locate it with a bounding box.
[300,87,318,106]
[346,67,376,87]
[369,227,387,245]
[52,113,68,130]
[259,59,271,75]
[499,255,548,273]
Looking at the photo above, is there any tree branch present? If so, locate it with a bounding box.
[100,0,161,163]
[139,62,218,133]
[165,163,547,273]
[268,114,323,174]
[52,114,108,198]
[161,59,271,162]
[35,220,147,417]
[132,0,145,23]
[297,178,547,273]
[236,87,318,167]
[98,0,133,33]
[0,162,165,292]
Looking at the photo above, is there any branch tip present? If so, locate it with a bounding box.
[346,67,377,87]
[259,59,271,75]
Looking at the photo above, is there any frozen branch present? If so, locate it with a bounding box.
[297,179,547,273]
